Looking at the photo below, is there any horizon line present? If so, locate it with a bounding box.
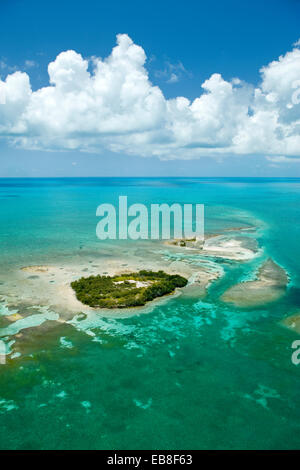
[1,176,300,179]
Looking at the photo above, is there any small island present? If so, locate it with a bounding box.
[71,270,188,308]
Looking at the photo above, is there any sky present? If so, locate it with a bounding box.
[1,0,300,177]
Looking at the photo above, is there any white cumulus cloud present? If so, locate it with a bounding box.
[1,34,300,160]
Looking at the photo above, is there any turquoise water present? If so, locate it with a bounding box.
[0,177,300,449]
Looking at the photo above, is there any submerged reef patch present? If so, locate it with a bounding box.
[221,259,288,307]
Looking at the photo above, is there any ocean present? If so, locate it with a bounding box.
[0,177,300,450]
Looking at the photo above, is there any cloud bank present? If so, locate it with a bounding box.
[1,34,300,160]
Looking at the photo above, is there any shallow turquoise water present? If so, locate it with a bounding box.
[0,177,300,450]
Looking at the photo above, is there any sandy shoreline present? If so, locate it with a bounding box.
[0,230,266,358]
[16,233,254,317]
[165,233,258,261]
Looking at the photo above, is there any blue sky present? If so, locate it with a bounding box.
[1,0,300,176]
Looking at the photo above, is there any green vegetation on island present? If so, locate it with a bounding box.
[71,270,188,308]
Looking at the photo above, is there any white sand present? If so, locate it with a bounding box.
[12,234,254,317]
[166,234,257,261]
[0,233,262,356]
[202,237,257,261]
